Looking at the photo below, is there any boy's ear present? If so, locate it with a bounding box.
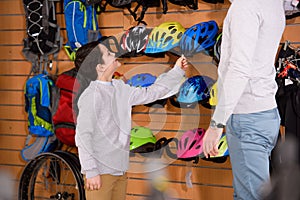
[96,64,104,72]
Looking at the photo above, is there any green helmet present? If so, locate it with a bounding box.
[130,126,157,153]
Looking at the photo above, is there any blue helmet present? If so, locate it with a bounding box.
[170,75,215,108]
[179,21,219,57]
[126,73,168,107]
[126,73,157,87]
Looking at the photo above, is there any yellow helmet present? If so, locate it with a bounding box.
[209,82,218,107]
[145,21,185,53]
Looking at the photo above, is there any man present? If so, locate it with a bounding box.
[202,0,286,199]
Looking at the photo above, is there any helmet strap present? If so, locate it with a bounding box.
[184,161,193,188]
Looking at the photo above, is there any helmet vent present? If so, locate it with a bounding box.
[169,25,176,31]
[155,32,159,42]
[177,32,183,39]
[218,141,223,149]
[184,137,189,149]
[165,36,172,43]
[189,140,197,150]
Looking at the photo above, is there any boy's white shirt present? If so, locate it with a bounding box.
[75,65,185,178]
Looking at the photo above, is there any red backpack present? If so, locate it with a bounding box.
[52,68,78,146]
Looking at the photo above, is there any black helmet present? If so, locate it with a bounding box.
[119,25,152,57]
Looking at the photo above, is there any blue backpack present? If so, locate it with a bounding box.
[25,74,54,136]
[22,74,58,161]
[63,0,102,60]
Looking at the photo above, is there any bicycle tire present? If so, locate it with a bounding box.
[54,151,82,174]
[18,151,85,200]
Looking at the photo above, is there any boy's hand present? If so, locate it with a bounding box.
[86,174,101,191]
[175,54,188,71]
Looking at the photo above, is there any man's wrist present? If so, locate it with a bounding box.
[209,119,225,129]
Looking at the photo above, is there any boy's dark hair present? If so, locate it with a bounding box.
[73,41,104,115]
[73,36,118,115]
[74,41,101,70]
[74,36,112,70]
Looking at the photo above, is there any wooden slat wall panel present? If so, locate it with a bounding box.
[282,25,300,42]
[0,61,31,75]
[0,120,27,135]
[127,163,232,185]
[0,1,24,14]
[0,16,26,30]
[0,135,26,150]
[0,76,27,90]
[0,151,24,166]
[0,31,26,45]
[0,165,24,180]
[0,91,24,105]
[0,106,26,120]
[0,46,25,60]
[126,179,233,199]
[1,0,299,199]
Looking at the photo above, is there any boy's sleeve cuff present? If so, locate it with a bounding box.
[85,169,100,179]
[173,65,185,76]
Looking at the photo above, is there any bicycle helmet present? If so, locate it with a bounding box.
[201,133,229,163]
[126,73,157,87]
[120,25,152,57]
[130,126,157,153]
[210,133,229,158]
[177,128,206,159]
[209,81,218,107]
[170,75,215,108]
[213,32,222,64]
[179,21,219,57]
[144,21,185,54]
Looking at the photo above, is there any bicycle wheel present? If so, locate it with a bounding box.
[18,151,85,200]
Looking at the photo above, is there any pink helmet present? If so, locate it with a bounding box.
[177,128,206,159]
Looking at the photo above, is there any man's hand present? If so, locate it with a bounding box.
[203,127,223,158]
[175,54,188,71]
[86,175,101,191]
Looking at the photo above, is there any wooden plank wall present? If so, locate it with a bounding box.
[0,0,299,199]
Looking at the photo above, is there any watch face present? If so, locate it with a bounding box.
[210,120,216,127]
[210,120,224,128]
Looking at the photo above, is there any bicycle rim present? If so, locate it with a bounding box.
[19,152,85,200]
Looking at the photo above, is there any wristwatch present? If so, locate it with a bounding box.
[209,119,225,129]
